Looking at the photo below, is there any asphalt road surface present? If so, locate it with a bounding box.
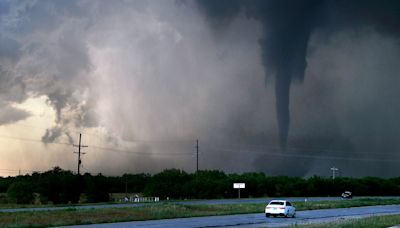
[66,204,400,228]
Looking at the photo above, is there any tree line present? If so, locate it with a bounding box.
[0,167,399,204]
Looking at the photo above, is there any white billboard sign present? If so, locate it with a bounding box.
[233,183,245,189]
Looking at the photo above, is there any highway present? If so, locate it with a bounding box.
[66,204,400,228]
[0,197,332,213]
[0,196,398,213]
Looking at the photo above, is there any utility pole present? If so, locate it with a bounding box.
[195,139,199,173]
[330,167,338,180]
[125,175,128,197]
[74,133,88,175]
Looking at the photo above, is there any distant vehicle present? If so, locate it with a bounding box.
[265,200,296,218]
[341,191,353,199]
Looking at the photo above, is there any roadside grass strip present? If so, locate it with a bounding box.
[294,214,400,228]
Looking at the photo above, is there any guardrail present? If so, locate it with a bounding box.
[116,196,160,203]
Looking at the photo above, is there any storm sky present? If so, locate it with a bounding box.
[1,0,400,177]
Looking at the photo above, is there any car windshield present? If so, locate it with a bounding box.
[269,201,284,205]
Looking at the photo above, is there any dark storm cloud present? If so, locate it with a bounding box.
[3,0,260,174]
[1,0,400,177]
[196,0,400,149]
[0,66,30,125]
[0,0,95,142]
[0,103,30,125]
[0,36,21,61]
[197,0,323,148]
[41,127,63,144]
[322,0,400,35]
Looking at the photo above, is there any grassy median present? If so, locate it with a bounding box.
[296,214,400,228]
[1,198,400,227]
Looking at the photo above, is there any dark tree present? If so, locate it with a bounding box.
[7,181,34,204]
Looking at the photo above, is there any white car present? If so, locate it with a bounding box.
[265,200,296,218]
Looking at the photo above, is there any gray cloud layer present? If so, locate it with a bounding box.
[1,0,399,177]
[0,102,30,125]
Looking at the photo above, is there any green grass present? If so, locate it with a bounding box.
[0,198,400,227]
[294,214,400,228]
[295,197,400,211]
[0,201,123,209]
[0,204,256,227]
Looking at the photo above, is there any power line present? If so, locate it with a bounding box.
[6,122,90,136]
[202,141,397,157]
[0,168,42,173]
[0,134,71,146]
[0,133,194,156]
[1,132,399,163]
[202,146,400,163]
[0,168,46,177]
[90,145,194,156]
[3,122,398,157]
